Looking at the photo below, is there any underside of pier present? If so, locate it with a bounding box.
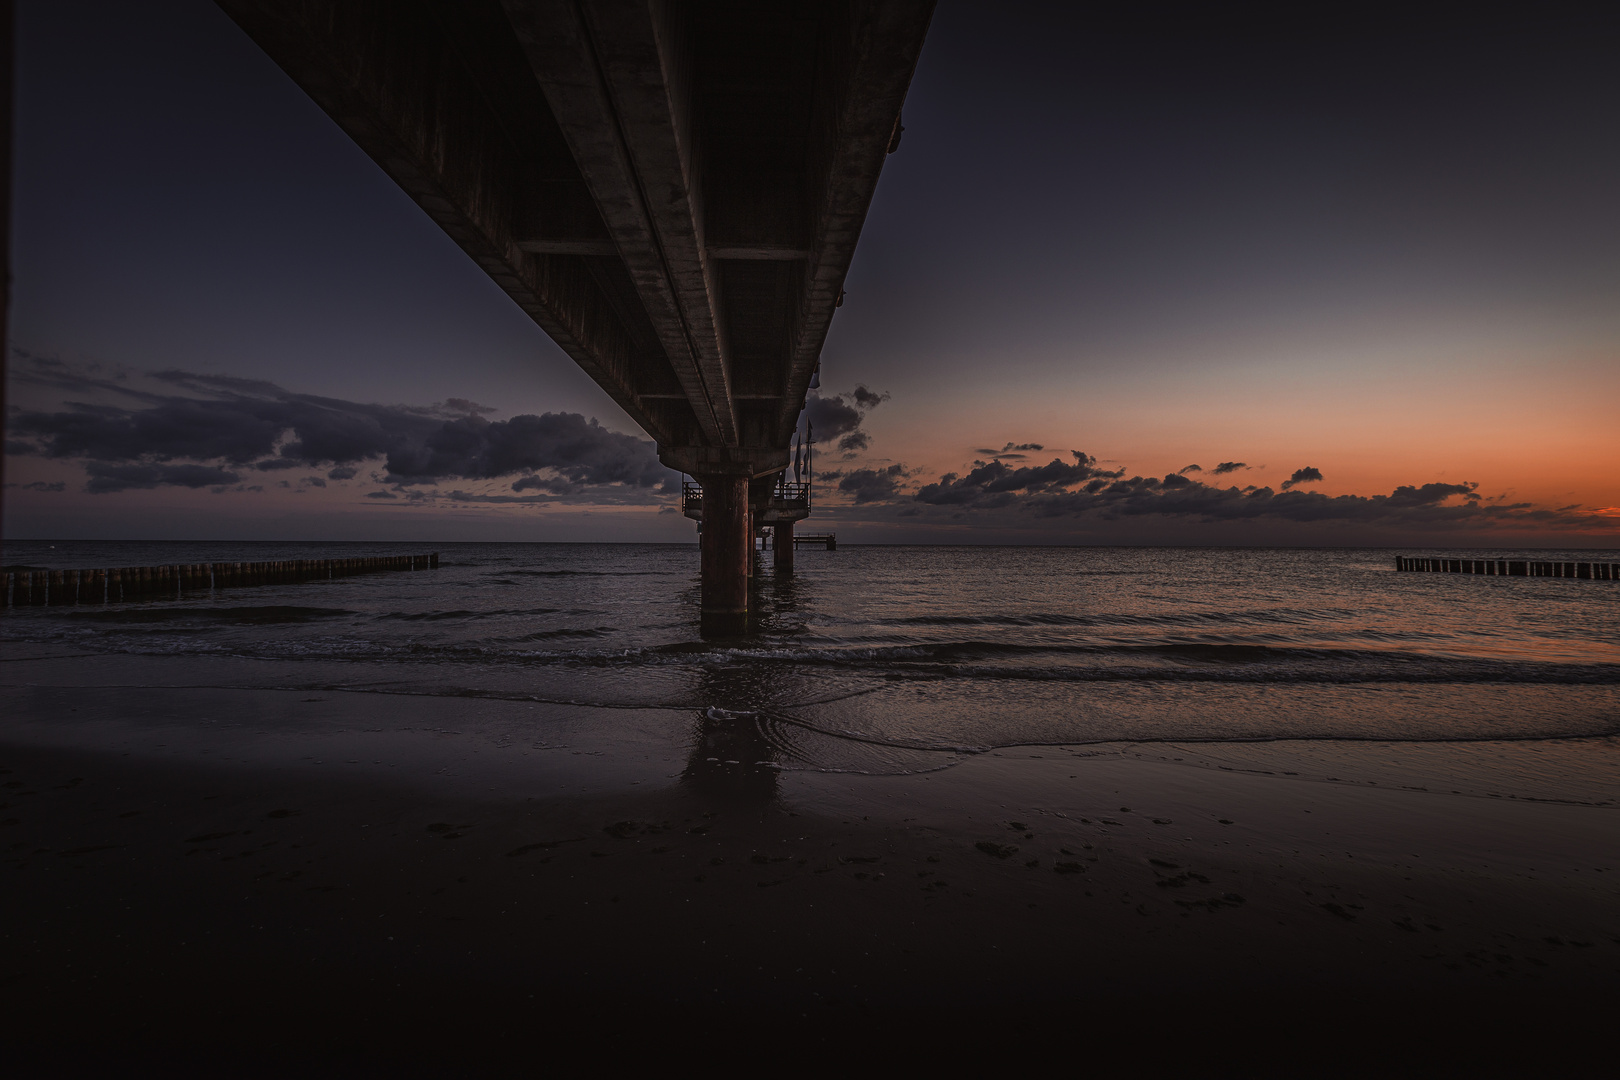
[218,0,933,632]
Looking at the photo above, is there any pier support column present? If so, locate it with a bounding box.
[775,521,794,574]
[699,474,750,636]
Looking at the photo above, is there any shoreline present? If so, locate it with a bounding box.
[3,677,1617,1070]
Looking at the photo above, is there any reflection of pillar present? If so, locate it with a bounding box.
[775,521,793,574]
[683,707,780,803]
[699,474,749,636]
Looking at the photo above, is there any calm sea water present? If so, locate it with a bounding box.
[5,541,1618,797]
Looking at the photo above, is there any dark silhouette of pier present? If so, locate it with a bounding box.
[217,1,934,633]
[789,532,837,550]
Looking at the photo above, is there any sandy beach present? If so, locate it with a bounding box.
[4,661,1617,1073]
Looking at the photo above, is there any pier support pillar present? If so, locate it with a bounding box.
[774,522,794,574]
[699,475,750,636]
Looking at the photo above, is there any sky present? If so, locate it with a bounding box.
[6,1,1619,545]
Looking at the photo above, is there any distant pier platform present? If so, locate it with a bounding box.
[3,554,439,607]
[1395,556,1615,580]
[793,533,837,551]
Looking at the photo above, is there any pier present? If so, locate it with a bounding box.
[791,533,838,551]
[1395,556,1617,580]
[3,554,439,607]
[218,2,935,634]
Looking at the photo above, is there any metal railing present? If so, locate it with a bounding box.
[773,480,810,506]
[681,477,812,517]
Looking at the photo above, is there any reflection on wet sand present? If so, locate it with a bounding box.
[682,661,786,802]
[681,707,781,803]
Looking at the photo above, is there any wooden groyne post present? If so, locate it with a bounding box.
[3,552,440,608]
[1394,556,1617,580]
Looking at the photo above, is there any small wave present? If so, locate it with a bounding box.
[375,607,594,621]
[692,640,1620,683]
[500,569,676,578]
[377,608,487,622]
[509,627,616,641]
[12,617,1618,688]
[916,661,1620,686]
[889,606,1355,629]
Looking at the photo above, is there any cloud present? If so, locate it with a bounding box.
[383,412,675,492]
[365,489,398,499]
[851,386,889,409]
[1210,461,1249,475]
[1280,466,1324,491]
[440,398,496,416]
[18,480,67,492]
[846,446,1613,533]
[803,393,860,445]
[1178,464,1203,474]
[803,385,887,453]
[1010,476,1497,527]
[83,462,242,493]
[837,464,910,504]
[6,359,677,499]
[512,473,577,495]
[973,442,1046,460]
[835,431,871,454]
[915,452,1126,506]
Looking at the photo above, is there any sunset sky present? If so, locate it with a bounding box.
[7,2,1618,545]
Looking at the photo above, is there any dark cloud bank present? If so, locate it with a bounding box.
[8,361,1612,536]
[6,362,677,501]
[847,451,1614,534]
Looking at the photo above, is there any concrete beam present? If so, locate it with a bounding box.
[215,0,698,448]
[515,238,618,255]
[584,2,740,442]
[503,0,737,448]
[220,0,934,488]
[774,0,934,444]
[708,245,811,262]
[658,445,788,480]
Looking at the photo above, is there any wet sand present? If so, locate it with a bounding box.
[3,677,1618,1073]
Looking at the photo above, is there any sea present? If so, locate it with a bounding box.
[4,541,1618,805]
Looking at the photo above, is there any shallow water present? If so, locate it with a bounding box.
[5,541,1618,798]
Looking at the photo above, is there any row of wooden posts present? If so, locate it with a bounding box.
[2,554,440,607]
[1396,556,1617,580]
